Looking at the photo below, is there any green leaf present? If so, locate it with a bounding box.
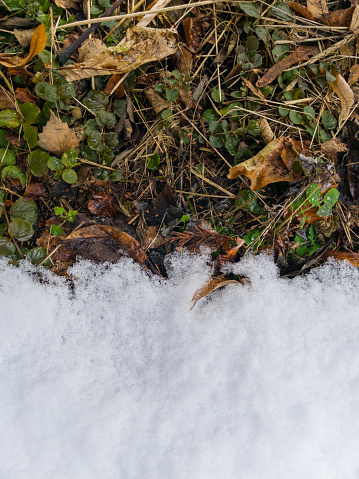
[161,109,172,120]
[321,110,337,130]
[61,149,78,168]
[146,153,161,170]
[0,237,16,257]
[246,35,260,52]
[172,70,182,81]
[50,224,63,236]
[48,156,64,171]
[203,109,219,122]
[82,90,109,111]
[8,217,34,241]
[303,106,316,122]
[10,197,37,224]
[165,88,179,102]
[224,136,239,156]
[84,119,98,136]
[103,132,119,148]
[81,144,99,163]
[209,135,224,148]
[239,2,261,17]
[0,110,20,129]
[23,125,38,148]
[1,166,26,189]
[0,223,6,236]
[289,110,303,125]
[0,148,16,167]
[87,131,102,150]
[247,119,260,135]
[109,170,122,181]
[28,150,49,177]
[35,82,60,102]
[255,27,270,43]
[59,83,75,100]
[209,121,221,134]
[326,71,336,82]
[211,87,225,103]
[234,190,263,215]
[317,188,340,217]
[251,53,263,68]
[54,206,64,215]
[20,103,41,125]
[272,44,290,62]
[26,246,51,267]
[0,130,7,148]
[270,1,292,21]
[113,99,127,117]
[278,107,289,117]
[306,184,321,206]
[95,110,116,129]
[62,168,78,184]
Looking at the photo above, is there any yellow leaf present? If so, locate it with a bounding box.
[328,73,354,126]
[0,24,47,68]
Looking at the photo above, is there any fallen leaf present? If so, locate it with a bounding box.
[350,5,359,31]
[169,225,234,253]
[61,32,81,60]
[289,2,314,20]
[54,0,80,8]
[259,117,275,144]
[37,111,80,156]
[88,193,117,217]
[307,0,328,18]
[0,90,14,109]
[144,184,180,225]
[242,78,266,101]
[177,85,196,109]
[15,87,38,104]
[328,72,354,126]
[136,217,165,249]
[257,46,318,87]
[320,137,348,158]
[182,16,202,52]
[145,88,171,113]
[14,28,36,49]
[322,249,359,266]
[104,74,125,97]
[320,7,355,26]
[191,276,241,310]
[58,26,177,82]
[24,183,48,200]
[0,24,47,68]
[348,63,359,86]
[176,45,193,75]
[227,137,305,190]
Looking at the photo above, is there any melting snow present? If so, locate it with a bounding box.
[1,253,359,479]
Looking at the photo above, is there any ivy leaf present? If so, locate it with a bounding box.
[165,88,179,102]
[321,110,337,130]
[0,110,20,128]
[317,188,340,217]
[0,237,16,257]
[0,148,16,166]
[8,217,34,241]
[28,150,49,177]
[62,168,78,184]
[10,197,38,224]
[239,2,261,18]
[1,166,26,189]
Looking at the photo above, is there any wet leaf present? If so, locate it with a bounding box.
[62,168,78,184]
[38,111,80,156]
[24,183,48,200]
[257,46,318,87]
[191,276,241,310]
[88,193,117,217]
[317,188,340,217]
[0,110,20,129]
[8,217,34,241]
[0,237,16,257]
[228,137,305,190]
[0,148,16,166]
[26,246,51,267]
[28,150,49,177]
[10,197,38,224]
[328,73,354,126]
[1,166,26,189]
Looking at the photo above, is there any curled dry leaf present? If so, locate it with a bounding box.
[170,225,234,253]
[307,0,328,18]
[350,5,359,31]
[328,73,354,126]
[14,28,36,49]
[182,16,202,53]
[15,87,38,104]
[38,111,80,156]
[348,63,359,86]
[242,78,266,101]
[322,249,359,266]
[289,2,314,20]
[54,0,80,8]
[145,88,171,114]
[87,193,117,217]
[58,26,177,82]
[257,46,318,87]
[0,24,47,68]
[259,117,275,144]
[320,137,348,159]
[191,276,241,310]
[320,7,355,27]
[228,137,305,190]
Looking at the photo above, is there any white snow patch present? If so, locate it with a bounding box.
[1,253,359,479]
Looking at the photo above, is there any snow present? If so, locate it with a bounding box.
[1,253,359,479]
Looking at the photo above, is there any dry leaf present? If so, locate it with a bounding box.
[0,90,15,109]
[328,73,354,126]
[37,111,80,156]
[87,193,117,217]
[348,63,359,86]
[307,0,328,18]
[257,46,318,87]
[145,88,171,113]
[350,5,359,31]
[227,137,305,190]
[242,78,266,101]
[14,28,36,49]
[104,74,125,97]
[289,2,314,20]
[176,45,193,75]
[15,87,38,104]
[322,250,359,266]
[182,17,202,53]
[0,24,47,68]
[320,137,348,158]
[54,0,80,8]
[320,7,355,26]
[58,26,177,82]
[191,276,241,310]
[259,117,275,144]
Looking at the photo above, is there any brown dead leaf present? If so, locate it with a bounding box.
[320,137,348,158]
[242,78,266,101]
[176,45,193,75]
[227,137,305,190]
[37,111,80,156]
[145,88,171,114]
[182,17,202,53]
[320,7,355,27]
[58,26,177,82]
[104,74,125,97]
[328,73,354,126]
[289,2,314,20]
[257,46,318,87]
[24,183,48,200]
[54,0,80,8]
[15,87,38,104]
[136,217,165,250]
[322,250,359,266]
[348,64,359,86]
[307,0,328,18]
[88,193,117,217]
[259,117,275,144]
[0,24,47,68]
[350,5,359,31]
[14,28,36,49]
[0,90,15,109]
[191,276,241,310]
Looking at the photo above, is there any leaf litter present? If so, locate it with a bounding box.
[1,0,359,303]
